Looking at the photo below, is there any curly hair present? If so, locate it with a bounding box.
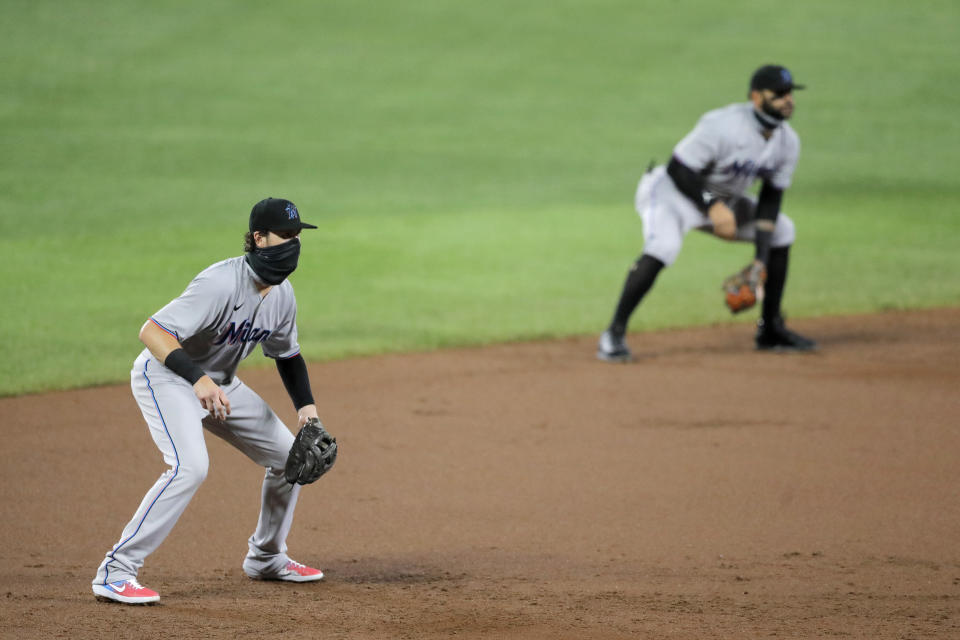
[244,229,299,252]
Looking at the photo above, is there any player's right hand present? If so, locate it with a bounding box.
[194,376,231,421]
[707,201,737,240]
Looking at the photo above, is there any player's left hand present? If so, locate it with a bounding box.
[297,404,319,428]
[722,260,766,313]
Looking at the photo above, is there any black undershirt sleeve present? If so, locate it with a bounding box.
[666,156,711,212]
[754,182,784,265]
[275,353,315,410]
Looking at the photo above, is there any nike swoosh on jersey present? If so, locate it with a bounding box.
[233,303,243,311]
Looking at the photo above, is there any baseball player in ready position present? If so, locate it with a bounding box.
[92,198,336,604]
[598,64,817,362]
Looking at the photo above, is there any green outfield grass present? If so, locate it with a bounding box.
[2,0,958,396]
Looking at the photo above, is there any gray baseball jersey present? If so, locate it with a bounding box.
[635,102,800,265]
[94,255,307,588]
[673,101,800,199]
[148,256,301,384]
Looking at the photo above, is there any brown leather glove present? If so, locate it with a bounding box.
[722,261,766,313]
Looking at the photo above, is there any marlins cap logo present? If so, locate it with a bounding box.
[285,202,299,220]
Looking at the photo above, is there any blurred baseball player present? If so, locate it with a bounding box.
[598,64,817,362]
[92,198,337,604]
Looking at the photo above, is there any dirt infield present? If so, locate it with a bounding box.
[1,308,958,639]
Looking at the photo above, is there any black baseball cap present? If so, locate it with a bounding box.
[749,65,805,93]
[248,198,317,232]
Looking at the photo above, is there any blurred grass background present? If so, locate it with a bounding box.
[1,0,958,395]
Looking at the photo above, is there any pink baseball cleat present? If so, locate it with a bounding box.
[246,559,324,582]
[92,579,160,604]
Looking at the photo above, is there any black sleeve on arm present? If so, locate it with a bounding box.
[666,156,710,212]
[165,348,206,385]
[754,182,784,265]
[276,353,315,410]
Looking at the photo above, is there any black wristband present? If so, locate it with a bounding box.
[164,348,206,385]
[276,353,315,410]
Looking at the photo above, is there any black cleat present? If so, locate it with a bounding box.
[755,316,817,352]
[597,330,632,362]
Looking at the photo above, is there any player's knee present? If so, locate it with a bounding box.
[179,465,208,491]
[268,438,295,470]
[176,453,209,489]
[642,243,679,267]
[253,429,294,471]
[772,214,796,247]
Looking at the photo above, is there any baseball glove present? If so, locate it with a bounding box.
[722,261,766,313]
[284,418,338,485]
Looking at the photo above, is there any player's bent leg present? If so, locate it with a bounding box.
[242,465,322,582]
[599,254,666,363]
[719,210,814,350]
[205,378,294,468]
[762,245,790,323]
[208,379,316,579]
[756,245,817,352]
[93,356,210,596]
[599,192,683,363]
[93,455,208,586]
[770,213,796,248]
[757,214,816,351]
[242,469,305,578]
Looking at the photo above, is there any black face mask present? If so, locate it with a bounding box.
[245,237,301,285]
